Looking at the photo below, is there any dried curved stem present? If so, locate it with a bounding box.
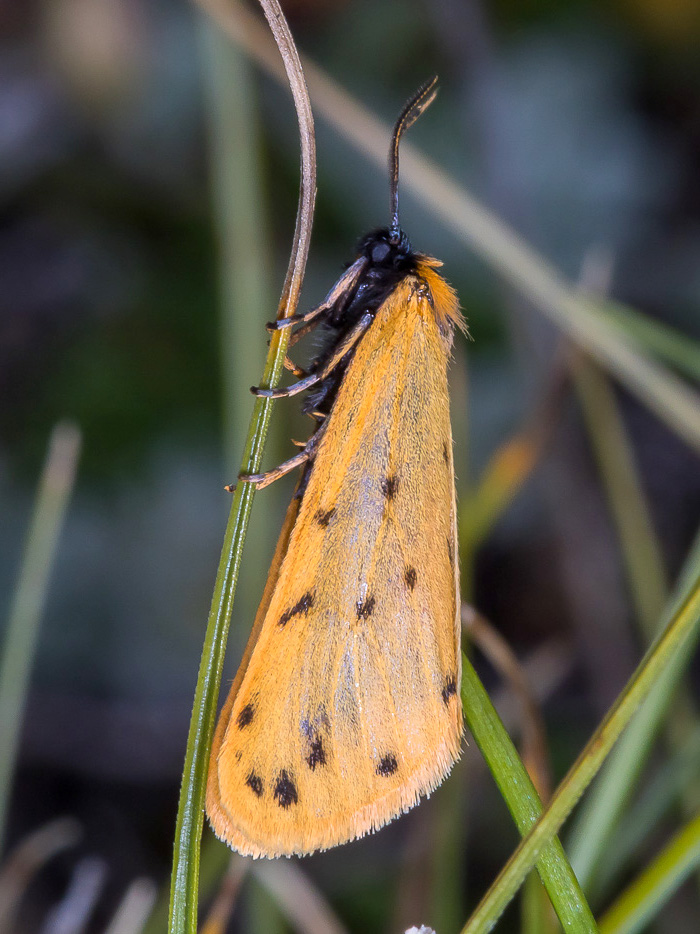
[168,3,316,932]
[256,0,316,324]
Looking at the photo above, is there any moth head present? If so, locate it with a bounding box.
[357,227,413,269]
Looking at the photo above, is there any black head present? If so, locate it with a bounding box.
[357,226,414,272]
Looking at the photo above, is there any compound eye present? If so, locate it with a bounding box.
[371,242,391,263]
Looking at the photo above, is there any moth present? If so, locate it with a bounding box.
[206,77,466,858]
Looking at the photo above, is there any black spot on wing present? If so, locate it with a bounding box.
[237,703,255,729]
[442,675,458,706]
[376,754,398,776]
[306,737,327,770]
[356,595,376,620]
[278,590,315,628]
[245,772,263,797]
[274,770,298,808]
[315,507,336,527]
[442,441,450,466]
[404,567,417,591]
[381,475,399,500]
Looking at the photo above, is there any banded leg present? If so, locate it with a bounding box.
[233,426,325,490]
[229,448,311,491]
[265,256,366,332]
[283,355,307,377]
[252,311,373,400]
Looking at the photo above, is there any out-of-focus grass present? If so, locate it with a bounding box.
[198,856,247,934]
[605,724,700,875]
[103,878,157,934]
[567,249,700,899]
[567,527,700,900]
[251,861,349,934]
[573,354,668,636]
[199,17,280,662]
[0,423,81,849]
[459,422,550,571]
[591,298,700,382]
[599,812,700,934]
[0,818,82,934]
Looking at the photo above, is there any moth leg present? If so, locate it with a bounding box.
[288,319,320,348]
[265,256,366,333]
[270,321,317,375]
[283,355,307,378]
[233,427,324,491]
[232,448,311,491]
[267,308,325,335]
[252,310,373,400]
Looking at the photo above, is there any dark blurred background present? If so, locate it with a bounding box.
[1,0,700,931]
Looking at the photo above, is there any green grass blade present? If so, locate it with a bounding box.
[0,422,81,849]
[460,655,597,933]
[567,529,700,893]
[599,812,700,934]
[167,389,284,934]
[460,572,700,934]
[568,645,700,899]
[572,357,668,637]
[604,726,700,880]
[168,2,316,928]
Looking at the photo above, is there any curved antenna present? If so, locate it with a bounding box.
[389,75,439,241]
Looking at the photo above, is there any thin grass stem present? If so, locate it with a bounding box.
[167,2,315,930]
[460,655,596,932]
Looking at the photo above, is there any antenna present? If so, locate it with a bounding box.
[388,75,439,242]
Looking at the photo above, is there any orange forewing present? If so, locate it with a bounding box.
[206,260,464,857]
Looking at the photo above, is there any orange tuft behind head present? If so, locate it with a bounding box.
[415,257,468,339]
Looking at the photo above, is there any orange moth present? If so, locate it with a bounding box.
[206,77,466,858]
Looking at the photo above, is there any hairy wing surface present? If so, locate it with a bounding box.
[208,278,462,857]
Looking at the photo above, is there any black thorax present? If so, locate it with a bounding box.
[302,227,417,418]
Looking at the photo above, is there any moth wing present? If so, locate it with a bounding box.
[207,276,462,857]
